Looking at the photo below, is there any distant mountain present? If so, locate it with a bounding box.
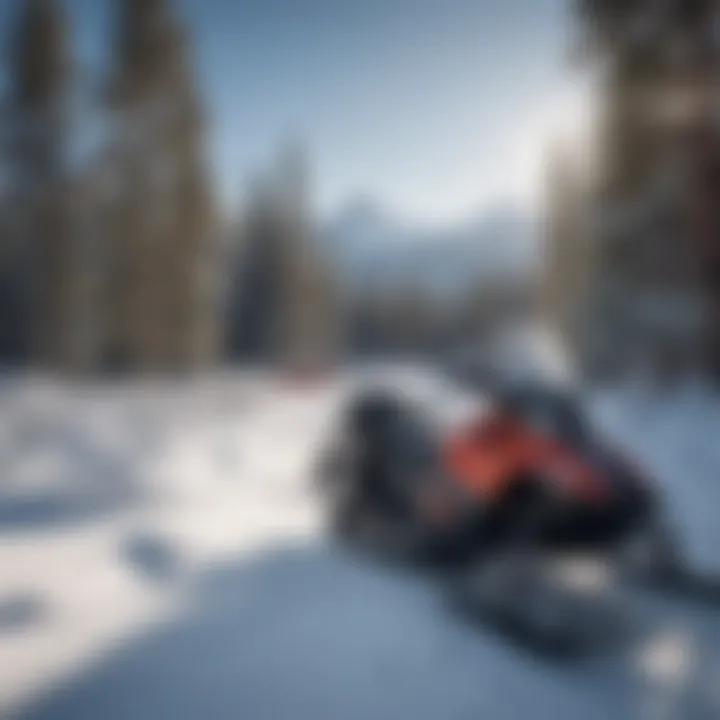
[320,198,539,297]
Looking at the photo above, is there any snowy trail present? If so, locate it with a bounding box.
[0,376,330,716]
[591,385,720,571]
[1,377,720,719]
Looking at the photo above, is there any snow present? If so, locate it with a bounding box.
[590,382,720,573]
[1,372,720,719]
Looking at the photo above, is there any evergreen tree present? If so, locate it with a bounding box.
[107,0,216,372]
[575,0,720,380]
[229,178,286,361]
[273,143,340,370]
[228,147,340,369]
[3,0,75,368]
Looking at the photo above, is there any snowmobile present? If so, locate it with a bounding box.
[316,368,720,655]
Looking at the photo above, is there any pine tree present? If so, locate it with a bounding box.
[227,146,341,369]
[164,24,217,369]
[273,143,340,370]
[4,0,75,369]
[107,0,216,372]
[229,178,286,361]
[575,0,720,380]
[542,143,592,355]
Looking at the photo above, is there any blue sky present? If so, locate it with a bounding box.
[58,0,584,222]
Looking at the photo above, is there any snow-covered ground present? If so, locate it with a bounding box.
[1,373,720,720]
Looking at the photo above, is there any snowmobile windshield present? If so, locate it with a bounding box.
[506,388,591,447]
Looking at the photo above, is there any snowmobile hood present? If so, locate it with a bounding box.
[581,441,651,499]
